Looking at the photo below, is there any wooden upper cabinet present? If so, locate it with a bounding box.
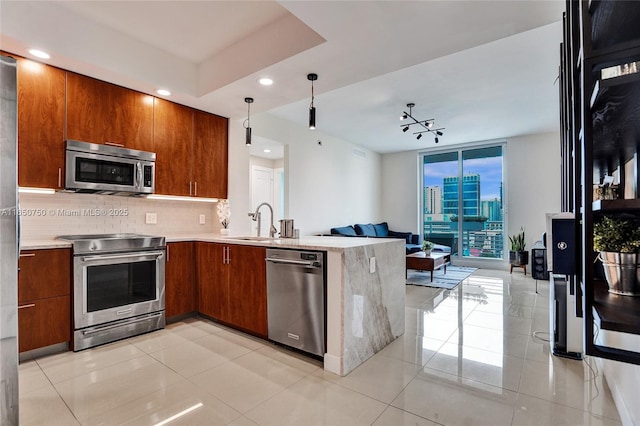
[193,110,228,199]
[66,72,154,152]
[153,98,193,196]
[16,58,65,189]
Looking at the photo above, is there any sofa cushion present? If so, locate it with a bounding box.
[373,222,389,237]
[406,244,422,254]
[388,230,412,244]
[331,225,357,236]
[432,244,452,253]
[355,223,376,237]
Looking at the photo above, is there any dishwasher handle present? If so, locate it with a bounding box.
[265,257,321,268]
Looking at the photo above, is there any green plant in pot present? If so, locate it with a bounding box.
[593,215,640,296]
[422,240,435,255]
[509,227,528,267]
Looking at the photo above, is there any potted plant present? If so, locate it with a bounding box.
[593,215,640,296]
[216,199,231,235]
[509,227,528,268]
[422,240,435,256]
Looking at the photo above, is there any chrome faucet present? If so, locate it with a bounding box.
[248,202,277,237]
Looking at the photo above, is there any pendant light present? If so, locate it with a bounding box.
[244,97,254,146]
[307,73,318,129]
[399,102,445,143]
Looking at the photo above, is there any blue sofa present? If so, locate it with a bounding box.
[330,222,451,254]
[424,232,459,255]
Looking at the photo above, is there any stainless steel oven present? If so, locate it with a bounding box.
[57,234,165,351]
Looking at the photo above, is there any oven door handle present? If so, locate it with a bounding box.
[81,250,165,262]
[81,312,163,335]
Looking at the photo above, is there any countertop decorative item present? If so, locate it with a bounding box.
[594,214,640,296]
[217,199,230,234]
[422,240,434,256]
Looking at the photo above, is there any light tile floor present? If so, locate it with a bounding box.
[19,269,622,425]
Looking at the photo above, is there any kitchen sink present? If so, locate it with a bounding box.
[227,236,276,241]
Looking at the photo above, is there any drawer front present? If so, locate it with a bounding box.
[18,295,71,352]
[19,248,71,302]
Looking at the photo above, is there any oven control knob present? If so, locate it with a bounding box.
[90,243,97,251]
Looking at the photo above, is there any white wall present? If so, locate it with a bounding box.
[597,331,640,425]
[505,132,562,251]
[231,113,383,236]
[382,150,420,233]
[382,132,562,266]
[226,119,252,235]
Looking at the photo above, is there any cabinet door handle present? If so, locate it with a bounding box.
[189,181,192,196]
[58,168,62,188]
[166,245,170,262]
[19,253,35,258]
[105,142,125,147]
[194,182,198,196]
[18,304,35,309]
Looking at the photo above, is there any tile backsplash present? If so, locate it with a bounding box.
[20,192,217,239]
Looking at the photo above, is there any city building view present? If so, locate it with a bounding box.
[422,147,504,259]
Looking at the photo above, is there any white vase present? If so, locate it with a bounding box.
[220,228,230,236]
[423,249,431,256]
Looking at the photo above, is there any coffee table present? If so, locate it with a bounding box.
[406,252,450,282]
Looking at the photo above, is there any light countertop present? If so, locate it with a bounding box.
[21,234,403,252]
[168,234,400,252]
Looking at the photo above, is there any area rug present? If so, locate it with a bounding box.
[406,266,477,290]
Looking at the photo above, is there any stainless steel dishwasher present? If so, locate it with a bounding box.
[266,248,326,357]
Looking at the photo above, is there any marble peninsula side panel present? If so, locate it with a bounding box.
[340,240,405,375]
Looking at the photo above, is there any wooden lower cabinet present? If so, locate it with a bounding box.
[18,248,71,353]
[18,248,71,302]
[18,296,70,353]
[165,242,196,319]
[196,242,229,321]
[227,245,267,337]
[196,242,267,337]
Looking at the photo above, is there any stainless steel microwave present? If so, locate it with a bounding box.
[65,140,155,196]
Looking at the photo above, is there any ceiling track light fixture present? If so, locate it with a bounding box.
[399,103,445,143]
[308,73,318,129]
[244,97,254,146]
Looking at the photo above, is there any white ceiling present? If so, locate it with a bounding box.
[0,1,565,155]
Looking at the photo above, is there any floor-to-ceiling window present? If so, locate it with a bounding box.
[421,144,504,259]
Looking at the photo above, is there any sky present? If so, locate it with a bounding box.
[423,156,503,201]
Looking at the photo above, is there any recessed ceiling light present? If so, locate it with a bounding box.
[264,149,271,153]
[156,89,171,96]
[28,49,50,59]
[258,78,273,86]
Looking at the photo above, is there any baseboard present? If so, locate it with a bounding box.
[594,357,634,426]
[19,342,68,362]
[323,353,341,375]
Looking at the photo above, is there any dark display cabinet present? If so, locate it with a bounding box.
[560,0,640,365]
